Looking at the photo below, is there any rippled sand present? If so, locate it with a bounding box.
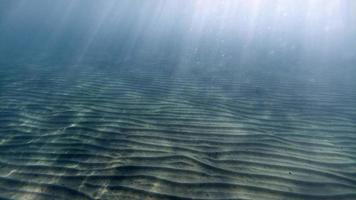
[0,64,355,200]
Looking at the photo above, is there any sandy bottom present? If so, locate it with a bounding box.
[0,64,355,200]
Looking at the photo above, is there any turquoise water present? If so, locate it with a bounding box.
[0,1,356,200]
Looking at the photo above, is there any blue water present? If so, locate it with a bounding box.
[0,1,356,199]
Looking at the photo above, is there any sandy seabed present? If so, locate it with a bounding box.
[0,64,355,200]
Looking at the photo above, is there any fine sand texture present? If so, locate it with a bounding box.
[0,64,355,200]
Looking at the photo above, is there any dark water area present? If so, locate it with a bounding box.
[0,1,356,199]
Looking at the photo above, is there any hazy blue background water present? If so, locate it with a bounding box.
[1,0,356,83]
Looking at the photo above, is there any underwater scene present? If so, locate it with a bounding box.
[0,1,356,199]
